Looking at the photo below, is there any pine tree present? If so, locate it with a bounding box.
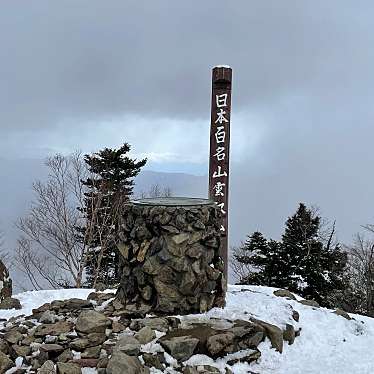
[280,203,347,304]
[235,232,284,287]
[234,203,347,306]
[80,143,146,288]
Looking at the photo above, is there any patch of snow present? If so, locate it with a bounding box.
[214,64,231,69]
[1,285,373,373]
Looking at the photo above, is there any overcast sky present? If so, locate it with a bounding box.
[1,1,374,247]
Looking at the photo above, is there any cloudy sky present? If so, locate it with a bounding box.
[1,1,374,249]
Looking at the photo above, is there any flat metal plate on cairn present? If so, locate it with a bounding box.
[116,197,226,315]
[132,197,213,207]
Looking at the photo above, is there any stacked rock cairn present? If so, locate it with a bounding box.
[115,198,226,315]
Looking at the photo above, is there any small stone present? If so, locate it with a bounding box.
[254,319,284,353]
[39,360,56,374]
[69,338,90,351]
[39,310,58,324]
[12,345,31,357]
[283,324,296,345]
[0,297,21,310]
[0,351,14,373]
[75,311,111,334]
[273,289,297,300]
[334,309,352,320]
[227,348,261,365]
[56,362,81,374]
[4,330,23,344]
[81,345,101,359]
[112,321,126,333]
[107,352,150,374]
[142,353,164,370]
[35,321,74,337]
[206,332,235,356]
[113,335,141,356]
[57,349,73,363]
[292,310,300,322]
[298,299,320,308]
[160,336,199,362]
[40,344,64,353]
[135,326,156,344]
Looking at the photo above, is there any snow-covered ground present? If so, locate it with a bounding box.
[1,285,373,374]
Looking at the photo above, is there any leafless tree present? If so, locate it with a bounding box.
[14,151,129,290]
[230,243,255,284]
[14,152,92,289]
[345,231,374,315]
[139,183,173,199]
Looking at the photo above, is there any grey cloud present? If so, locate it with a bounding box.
[1,0,374,249]
[1,1,373,132]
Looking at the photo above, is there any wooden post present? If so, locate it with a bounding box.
[208,65,232,282]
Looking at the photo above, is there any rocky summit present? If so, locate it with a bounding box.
[0,260,12,302]
[0,288,301,373]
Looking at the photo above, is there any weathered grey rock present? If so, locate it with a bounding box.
[160,336,199,361]
[253,319,284,353]
[226,348,261,365]
[131,317,169,333]
[4,330,23,344]
[134,326,156,344]
[57,349,73,363]
[113,335,141,356]
[107,352,150,374]
[334,308,352,320]
[292,310,300,322]
[298,299,320,308]
[0,297,21,310]
[207,332,235,356]
[0,260,12,301]
[283,324,296,345]
[0,351,14,373]
[184,366,220,373]
[69,338,90,351]
[273,289,297,300]
[81,345,101,359]
[75,311,111,334]
[58,298,92,311]
[35,321,74,337]
[142,353,164,370]
[56,362,81,374]
[40,344,65,354]
[39,310,58,324]
[39,360,56,374]
[12,344,31,357]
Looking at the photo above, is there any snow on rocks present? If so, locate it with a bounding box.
[0,285,373,373]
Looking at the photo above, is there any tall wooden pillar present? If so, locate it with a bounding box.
[208,65,232,281]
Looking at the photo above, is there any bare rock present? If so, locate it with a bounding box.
[333,309,352,320]
[283,324,296,345]
[160,336,199,362]
[0,298,21,310]
[206,332,235,356]
[273,289,297,300]
[135,326,156,344]
[39,360,56,374]
[113,335,141,356]
[75,311,111,334]
[0,351,14,373]
[35,321,74,337]
[107,352,150,374]
[56,362,81,374]
[0,260,12,301]
[298,299,320,308]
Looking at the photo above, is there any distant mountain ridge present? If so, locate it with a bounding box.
[0,158,208,251]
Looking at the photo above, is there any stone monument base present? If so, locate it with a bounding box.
[116,197,226,315]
